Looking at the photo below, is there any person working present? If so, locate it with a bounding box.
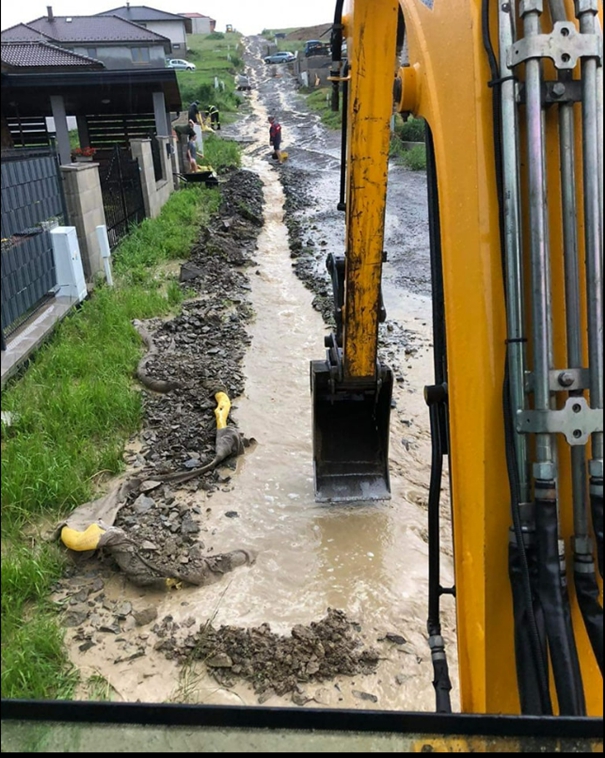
[268,115,283,163]
[206,104,221,131]
[188,100,202,125]
[186,133,198,173]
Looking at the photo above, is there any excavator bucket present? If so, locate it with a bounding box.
[311,360,393,502]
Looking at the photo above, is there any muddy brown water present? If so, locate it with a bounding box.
[60,37,459,712]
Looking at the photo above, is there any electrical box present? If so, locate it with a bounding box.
[50,226,87,302]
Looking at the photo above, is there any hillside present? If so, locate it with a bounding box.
[285,23,332,41]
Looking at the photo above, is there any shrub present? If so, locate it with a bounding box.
[394,115,426,143]
[401,144,427,171]
[207,32,225,39]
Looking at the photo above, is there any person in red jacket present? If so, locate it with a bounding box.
[268,115,283,163]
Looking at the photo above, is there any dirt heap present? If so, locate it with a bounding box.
[285,24,332,41]
[158,608,380,703]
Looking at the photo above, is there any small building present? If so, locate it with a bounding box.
[179,13,216,35]
[96,5,189,55]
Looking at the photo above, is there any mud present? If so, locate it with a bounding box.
[51,34,458,712]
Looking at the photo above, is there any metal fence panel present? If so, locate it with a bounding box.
[98,146,146,250]
[1,149,66,339]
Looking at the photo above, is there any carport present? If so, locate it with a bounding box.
[1,68,182,164]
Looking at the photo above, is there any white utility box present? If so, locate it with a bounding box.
[50,226,87,302]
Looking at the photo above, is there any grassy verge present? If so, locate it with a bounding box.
[303,87,343,130]
[1,184,221,700]
[202,132,241,174]
[301,92,426,170]
[176,32,247,126]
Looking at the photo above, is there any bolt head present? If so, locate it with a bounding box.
[558,371,574,386]
[552,82,566,98]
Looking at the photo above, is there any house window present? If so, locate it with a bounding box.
[131,47,150,63]
[86,48,97,58]
[172,43,181,49]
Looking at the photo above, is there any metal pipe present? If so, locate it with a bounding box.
[577,1,603,465]
[558,85,589,540]
[522,3,556,467]
[596,17,603,260]
[499,0,530,503]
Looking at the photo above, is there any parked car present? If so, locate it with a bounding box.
[264,51,295,64]
[304,40,330,57]
[166,58,196,71]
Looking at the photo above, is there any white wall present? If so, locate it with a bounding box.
[47,116,77,132]
[139,20,187,51]
[189,17,212,35]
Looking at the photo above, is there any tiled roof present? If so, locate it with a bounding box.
[98,5,187,22]
[0,24,47,42]
[1,40,105,68]
[6,15,172,44]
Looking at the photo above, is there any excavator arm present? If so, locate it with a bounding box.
[311,0,603,722]
[311,0,399,503]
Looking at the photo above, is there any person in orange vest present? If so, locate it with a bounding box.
[206,104,221,131]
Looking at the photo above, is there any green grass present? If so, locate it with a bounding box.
[389,139,427,170]
[202,133,241,173]
[175,32,247,125]
[1,543,78,699]
[303,87,343,130]
[393,114,426,143]
[1,181,225,700]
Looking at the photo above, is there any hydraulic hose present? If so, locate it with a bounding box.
[330,0,345,112]
[504,366,552,714]
[426,390,452,714]
[508,539,552,714]
[535,482,586,715]
[574,554,604,673]
[424,127,452,715]
[337,63,349,212]
[591,483,604,578]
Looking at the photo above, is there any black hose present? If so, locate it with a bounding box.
[424,123,452,714]
[574,556,604,673]
[504,367,553,714]
[427,400,444,632]
[337,63,349,212]
[508,539,553,713]
[330,0,345,112]
[534,483,586,715]
[426,396,452,714]
[590,482,603,578]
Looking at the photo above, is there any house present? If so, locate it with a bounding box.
[1,40,105,74]
[179,12,216,35]
[2,34,182,341]
[96,5,188,54]
[1,8,172,70]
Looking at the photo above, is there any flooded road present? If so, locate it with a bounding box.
[62,36,459,713]
[161,38,458,711]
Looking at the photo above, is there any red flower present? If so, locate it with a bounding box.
[72,146,97,157]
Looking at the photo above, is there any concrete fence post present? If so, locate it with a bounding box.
[60,163,106,281]
[131,137,174,219]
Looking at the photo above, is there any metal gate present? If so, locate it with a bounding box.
[1,147,66,346]
[98,146,146,250]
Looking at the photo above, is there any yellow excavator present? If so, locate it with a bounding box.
[311,0,603,725]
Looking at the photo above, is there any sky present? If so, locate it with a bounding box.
[1,1,332,35]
